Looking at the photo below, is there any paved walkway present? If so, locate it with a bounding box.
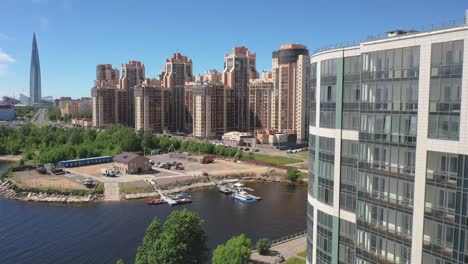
[250,235,306,264]
[104,182,120,201]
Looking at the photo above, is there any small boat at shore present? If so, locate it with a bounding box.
[218,185,233,194]
[168,192,192,205]
[146,198,165,205]
[232,190,256,203]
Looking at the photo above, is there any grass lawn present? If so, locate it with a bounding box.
[297,250,306,258]
[284,257,306,264]
[297,171,308,179]
[294,151,309,159]
[251,153,301,165]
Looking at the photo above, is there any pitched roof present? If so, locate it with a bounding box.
[113,152,141,164]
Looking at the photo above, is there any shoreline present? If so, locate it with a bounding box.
[0,175,305,204]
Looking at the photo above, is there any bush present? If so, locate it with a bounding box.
[256,238,271,255]
[287,168,299,181]
[212,234,252,264]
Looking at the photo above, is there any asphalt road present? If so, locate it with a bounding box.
[31,108,48,125]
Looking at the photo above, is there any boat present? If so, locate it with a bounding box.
[233,182,244,189]
[218,185,233,194]
[146,198,165,205]
[232,190,256,203]
[176,197,192,204]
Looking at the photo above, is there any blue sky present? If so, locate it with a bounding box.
[0,0,467,99]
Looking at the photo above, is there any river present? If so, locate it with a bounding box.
[0,175,306,264]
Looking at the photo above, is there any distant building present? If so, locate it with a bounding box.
[271,44,310,143]
[191,82,227,138]
[70,118,92,128]
[2,96,20,105]
[161,53,193,132]
[222,131,254,147]
[134,79,170,132]
[223,46,258,133]
[96,64,119,83]
[92,79,127,128]
[249,78,273,131]
[30,33,41,105]
[255,129,296,149]
[113,152,150,174]
[0,105,15,121]
[57,97,92,117]
[120,61,145,127]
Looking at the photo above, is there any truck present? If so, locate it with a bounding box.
[200,155,215,164]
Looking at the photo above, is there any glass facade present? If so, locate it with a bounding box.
[423,151,468,264]
[317,210,334,264]
[320,58,338,128]
[318,136,335,206]
[308,203,314,263]
[428,40,464,140]
[310,62,317,126]
[308,35,466,264]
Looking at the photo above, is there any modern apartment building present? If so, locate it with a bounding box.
[134,79,169,132]
[57,97,92,117]
[192,82,227,138]
[249,77,273,131]
[92,80,127,128]
[307,18,468,264]
[120,61,145,127]
[223,46,258,132]
[161,53,193,132]
[272,44,310,143]
[96,64,119,84]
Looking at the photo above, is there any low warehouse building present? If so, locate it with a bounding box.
[113,152,151,174]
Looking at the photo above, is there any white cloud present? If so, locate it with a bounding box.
[0,49,15,76]
[0,49,15,63]
[40,16,49,31]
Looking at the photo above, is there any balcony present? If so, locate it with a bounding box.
[360,191,413,211]
[426,171,457,187]
[424,203,456,223]
[357,219,412,245]
[423,238,454,257]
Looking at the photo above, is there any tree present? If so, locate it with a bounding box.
[212,234,252,264]
[135,218,162,264]
[115,259,124,264]
[287,168,299,181]
[256,238,271,255]
[135,209,208,264]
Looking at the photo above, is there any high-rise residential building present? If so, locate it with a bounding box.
[161,53,193,132]
[120,61,145,127]
[192,81,228,138]
[134,79,169,132]
[271,44,310,143]
[248,75,273,131]
[307,16,468,264]
[30,33,41,105]
[92,80,127,128]
[96,64,119,84]
[222,46,258,132]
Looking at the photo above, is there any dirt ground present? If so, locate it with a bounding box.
[12,170,89,190]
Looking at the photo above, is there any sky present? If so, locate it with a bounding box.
[0,0,467,99]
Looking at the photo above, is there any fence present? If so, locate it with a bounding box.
[252,230,307,251]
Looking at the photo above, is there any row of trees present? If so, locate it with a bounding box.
[0,124,243,164]
[122,209,270,264]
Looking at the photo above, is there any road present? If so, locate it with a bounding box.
[31,108,49,125]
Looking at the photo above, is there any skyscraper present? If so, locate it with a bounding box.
[120,61,145,127]
[307,17,468,264]
[271,44,310,143]
[30,33,41,105]
[222,46,258,132]
[161,53,193,132]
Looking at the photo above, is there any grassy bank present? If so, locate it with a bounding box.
[250,153,301,165]
[284,257,306,264]
[11,182,104,196]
